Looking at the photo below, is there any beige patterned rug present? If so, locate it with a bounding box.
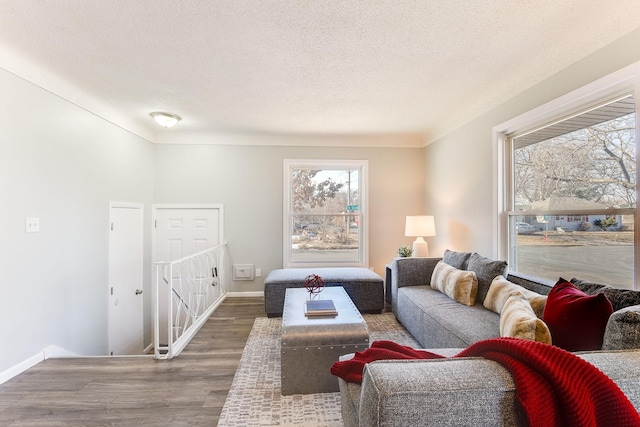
[218,313,419,427]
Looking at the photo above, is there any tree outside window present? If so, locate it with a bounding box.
[284,160,367,267]
[508,95,636,289]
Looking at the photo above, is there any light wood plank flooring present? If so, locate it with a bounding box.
[0,297,266,426]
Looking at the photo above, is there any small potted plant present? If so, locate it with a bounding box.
[398,246,412,257]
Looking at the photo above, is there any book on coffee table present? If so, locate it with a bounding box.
[304,299,338,316]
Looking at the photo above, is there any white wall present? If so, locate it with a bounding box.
[0,68,154,373]
[153,143,425,290]
[424,27,640,259]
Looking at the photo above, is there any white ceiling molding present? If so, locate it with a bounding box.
[154,131,425,148]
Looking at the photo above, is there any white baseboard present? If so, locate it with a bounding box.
[0,352,43,385]
[43,345,79,359]
[0,344,78,385]
[226,291,264,297]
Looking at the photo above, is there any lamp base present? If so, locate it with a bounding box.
[412,237,429,257]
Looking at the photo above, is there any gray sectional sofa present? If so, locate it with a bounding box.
[338,252,640,426]
[390,253,640,350]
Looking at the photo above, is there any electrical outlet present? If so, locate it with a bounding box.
[25,217,39,233]
[255,268,262,277]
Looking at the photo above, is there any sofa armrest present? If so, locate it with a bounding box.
[357,351,640,426]
[603,304,640,350]
[359,358,523,427]
[390,257,441,315]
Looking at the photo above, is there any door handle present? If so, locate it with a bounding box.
[135,289,143,295]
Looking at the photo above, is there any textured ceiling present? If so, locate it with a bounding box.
[1,1,640,145]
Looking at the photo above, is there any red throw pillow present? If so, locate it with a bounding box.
[542,278,613,351]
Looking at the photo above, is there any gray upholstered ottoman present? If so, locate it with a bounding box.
[281,287,370,395]
[264,267,384,317]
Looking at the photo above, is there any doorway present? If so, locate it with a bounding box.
[153,205,223,346]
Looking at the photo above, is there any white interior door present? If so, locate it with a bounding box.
[108,202,144,355]
[153,206,222,345]
[155,207,221,261]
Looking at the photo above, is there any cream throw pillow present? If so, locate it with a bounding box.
[484,275,547,318]
[528,295,548,319]
[430,261,478,306]
[500,295,552,344]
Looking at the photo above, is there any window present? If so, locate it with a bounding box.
[503,92,637,290]
[283,159,368,268]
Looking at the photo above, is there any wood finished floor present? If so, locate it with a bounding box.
[0,297,266,427]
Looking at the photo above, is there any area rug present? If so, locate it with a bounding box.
[218,313,419,426]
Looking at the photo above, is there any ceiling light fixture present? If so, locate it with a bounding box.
[150,111,182,128]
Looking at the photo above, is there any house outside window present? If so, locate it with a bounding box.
[283,159,368,268]
[501,88,637,290]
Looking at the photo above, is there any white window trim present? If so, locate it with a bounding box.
[283,159,369,268]
[493,61,640,289]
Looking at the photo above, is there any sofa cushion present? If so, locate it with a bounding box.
[500,295,552,344]
[443,249,473,270]
[602,305,640,350]
[484,275,547,318]
[467,253,508,305]
[397,286,500,348]
[430,261,478,306]
[542,278,613,351]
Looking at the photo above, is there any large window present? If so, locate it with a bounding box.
[283,159,368,268]
[504,93,637,290]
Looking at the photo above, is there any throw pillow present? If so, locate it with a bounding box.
[598,288,640,312]
[430,260,478,306]
[542,278,614,351]
[570,278,613,295]
[484,275,524,313]
[466,253,508,305]
[443,249,473,270]
[484,275,547,318]
[602,305,640,350]
[529,295,548,320]
[571,278,640,312]
[500,295,552,344]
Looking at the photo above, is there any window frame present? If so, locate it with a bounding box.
[283,159,369,268]
[494,61,640,290]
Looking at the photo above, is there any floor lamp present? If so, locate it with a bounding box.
[405,215,436,257]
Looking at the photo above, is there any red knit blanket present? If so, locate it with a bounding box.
[330,339,640,427]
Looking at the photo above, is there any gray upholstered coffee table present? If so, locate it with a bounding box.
[280,287,370,395]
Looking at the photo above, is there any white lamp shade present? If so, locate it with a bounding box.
[405,215,435,257]
[405,215,436,237]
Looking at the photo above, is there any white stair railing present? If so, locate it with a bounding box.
[154,242,228,359]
